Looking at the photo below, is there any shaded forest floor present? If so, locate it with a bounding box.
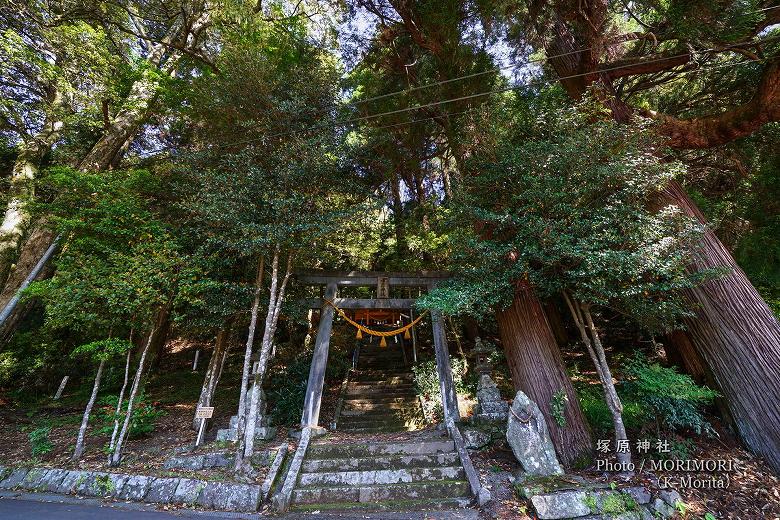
[0,338,778,519]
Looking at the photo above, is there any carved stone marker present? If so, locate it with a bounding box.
[472,338,508,422]
[474,374,509,422]
[217,389,276,443]
[506,390,563,476]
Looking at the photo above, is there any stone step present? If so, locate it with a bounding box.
[298,466,466,488]
[336,426,414,433]
[307,440,455,459]
[292,480,471,505]
[342,398,419,408]
[347,383,415,391]
[344,387,417,397]
[289,497,471,513]
[351,376,414,384]
[337,408,419,418]
[355,370,413,377]
[301,452,461,473]
[337,419,416,431]
[341,401,418,411]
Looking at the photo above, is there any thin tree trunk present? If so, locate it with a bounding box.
[109,324,156,467]
[72,359,105,461]
[193,322,232,430]
[563,293,631,467]
[243,253,292,460]
[108,348,132,456]
[495,282,593,467]
[233,255,266,471]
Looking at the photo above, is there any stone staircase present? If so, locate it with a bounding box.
[282,338,473,512]
[289,437,472,511]
[336,338,423,433]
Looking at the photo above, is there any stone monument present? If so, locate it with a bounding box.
[217,387,277,443]
[472,338,509,422]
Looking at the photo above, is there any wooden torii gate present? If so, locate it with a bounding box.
[273,270,490,510]
[297,270,459,429]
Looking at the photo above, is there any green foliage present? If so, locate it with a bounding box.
[94,393,166,441]
[28,426,53,457]
[622,354,719,435]
[412,357,470,422]
[420,100,715,334]
[28,167,188,342]
[268,348,351,425]
[550,389,568,428]
[71,338,132,363]
[577,385,645,435]
[413,357,470,399]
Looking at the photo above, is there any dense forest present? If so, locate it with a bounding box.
[1,1,779,518]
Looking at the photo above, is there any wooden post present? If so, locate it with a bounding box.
[410,308,418,363]
[192,349,200,371]
[300,282,337,428]
[431,308,460,425]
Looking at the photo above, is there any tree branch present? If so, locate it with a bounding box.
[649,59,780,148]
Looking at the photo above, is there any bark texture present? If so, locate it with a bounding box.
[243,252,292,459]
[663,181,780,472]
[233,255,266,470]
[496,283,592,467]
[108,348,132,456]
[0,90,64,287]
[564,294,631,467]
[193,323,232,430]
[110,325,156,467]
[72,359,105,461]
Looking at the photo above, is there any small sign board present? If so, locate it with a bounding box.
[377,276,390,298]
[195,406,214,419]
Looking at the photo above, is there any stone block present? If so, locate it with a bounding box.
[0,467,29,489]
[19,467,48,490]
[624,486,652,505]
[530,490,591,519]
[76,472,123,497]
[197,481,260,512]
[37,469,68,492]
[56,471,86,494]
[651,497,675,517]
[163,454,205,470]
[171,478,204,505]
[659,489,682,507]
[459,426,491,450]
[203,452,233,468]
[145,477,180,504]
[116,475,152,501]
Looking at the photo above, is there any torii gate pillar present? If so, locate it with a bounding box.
[300,282,337,428]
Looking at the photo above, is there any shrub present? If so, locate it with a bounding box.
[412,357,471,422]
[268,348,351,425]
[577,385,644,435]
[94,393,166,439]
[28,426,54,457]
[622,353,719,435]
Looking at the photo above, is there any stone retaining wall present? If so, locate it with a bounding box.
[516,476,681,520]
[0,465,261,512]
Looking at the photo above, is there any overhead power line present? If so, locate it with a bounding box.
[344,4,780,110]
[217,36,778,147]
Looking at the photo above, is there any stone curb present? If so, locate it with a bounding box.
[0,464,261,513]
